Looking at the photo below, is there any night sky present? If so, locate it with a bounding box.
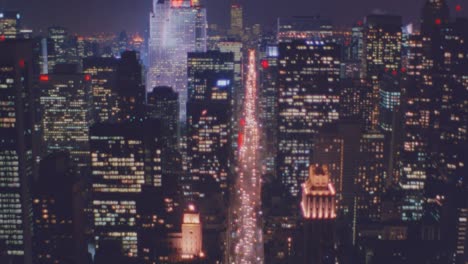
[4,0,467,35]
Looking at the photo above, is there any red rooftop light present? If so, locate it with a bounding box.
[0,35,5,42]
[84,74,91,81]
[39,75,49,82]
[19,59,25,68]
[261,59,269,69]
[456,5,462,12]
[435,18,442,25]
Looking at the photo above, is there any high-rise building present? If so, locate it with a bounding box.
[229,3,243,38]
[379,73,402,133]
[38,64,93,171]
[363,15,402,129]
[48,27,68,68]
[259,42,278,176]
[354,131,386,242]
[148,0,207,122]
[277,40,341,196]
[186,51,234,199]
[0,39,35,264]
[90,121,165,258]
[147,86,179,149]
[300,165,336,263]
[83,57,119,123]
[399,75,431,221]
[311,127,344,208]
[115,51,145,122]
[0,11,21,39]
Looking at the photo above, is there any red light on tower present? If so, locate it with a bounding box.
[357,20,363,26]
[261,60,269,69]
[39,75,49,82]
[0,35,5,42]
[401,67,407,73]
[456,5,462,12]
[84,74,91,81]
[19,59,25,68]
[435,18,442,25]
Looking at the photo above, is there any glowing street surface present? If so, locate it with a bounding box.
[231,50,263,263]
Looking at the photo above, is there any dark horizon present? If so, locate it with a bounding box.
[3,0,467,35]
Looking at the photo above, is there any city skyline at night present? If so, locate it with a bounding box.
[0,0,467,263]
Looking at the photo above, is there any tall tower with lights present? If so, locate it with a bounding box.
[148,0,207,122]
[301,165,337,264]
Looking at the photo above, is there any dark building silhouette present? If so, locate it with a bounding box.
[115,51,145,122]
[32,152,89,264]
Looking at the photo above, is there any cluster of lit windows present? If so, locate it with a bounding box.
[40,76,92,168]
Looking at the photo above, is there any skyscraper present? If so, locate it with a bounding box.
[90,121,165,258]
[354,131,386,242]
[277,40,341,196]
[38,64,93,171]
[147,86,179,149]
[0,39,34,264]
[229,3,243,38]
[259,42,278,176]
[300,165,337,263]
[115,51,145,122]
[83,57,119,123]
[186,51,234,199]
[363,15,402,129]
[148,0,207,122]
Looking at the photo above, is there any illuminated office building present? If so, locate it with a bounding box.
[364,15,402,129]
[90,121,165,258]
[216,41,243,158]
[436,18,467,188]
[379,73,402,133]
[48,27,68,68]
[364,15,402,76]
[0,39,34,264]
[83,57,119,123]
[0,11,21,39]
[259,43,278,176]
[148,0,207,122]
[354,131,386,242]
[277,40,341,196]
[186,51,234,199]
[300,165,336,264]
[38,64,93,171]
[399,76,431,221]
[229,3,243,38]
